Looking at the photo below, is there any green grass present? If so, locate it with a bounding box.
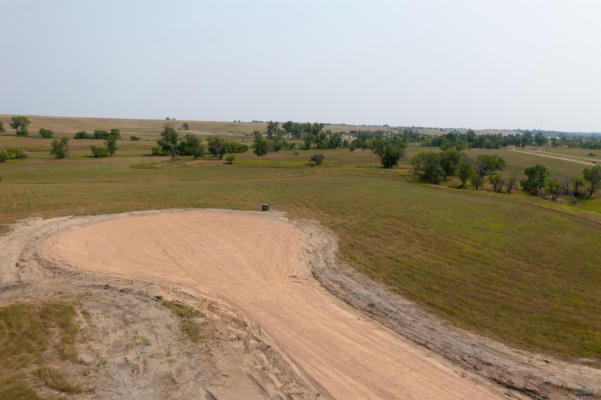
[1,145,601,362]
[0,301,82,398]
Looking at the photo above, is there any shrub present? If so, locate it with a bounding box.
[207,136,226,159]
[371,137,406,168]
[411,152,445,184]
[130,135,140,141]
[521,164,549,195]
[10,116,30,136]
[471,173,485,190]
[474,155,506,177]
[91,146,109,158]
[253,131,269,157]
[50,137,69,159]
[106,139,117,156]
[458,161,473,187]
[545,178,561,200]
[489,174,506,193]
[177,134,204,159]
[39,128,54,138]
[181,122,189,130]
[157,125,179,160]
[151,146,167,156]
[310,153,324,166]
[225,154,236,164]
[5,147,27,159]
[0,121,4,132]
[583,165,601,199]
[74,131,92,139]
[225,141,249,153]
[0,150,7,162]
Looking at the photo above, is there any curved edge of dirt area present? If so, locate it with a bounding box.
[2,208,599,400]
[0,210,322,400]
[289,218,601,400]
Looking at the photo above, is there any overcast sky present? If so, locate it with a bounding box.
[1,0,600,132]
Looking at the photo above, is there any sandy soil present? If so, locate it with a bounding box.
[40,210,509,400]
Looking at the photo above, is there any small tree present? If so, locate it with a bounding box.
[411,152,444,184]
[506,171,520,194]
[10,116,30,136]
[109,128,121,140]
[569,176,585,198]
[545,178,561,200]
[182,122,190,130]
[458,161,473,187]
[50,137,69,159]
[0,121,4,132]
[130,135,140,141]
[583,165,601,199]
[91,145,109,158]
[207,136,226,159]
[372,138,406,168]
[39,128,54,138]
[178,134,205,159]
[471,173,484,190]
[0,150,7,162]
[253,131,269,157]
[106,139,117,157]
[74,131,91,139]
[489,174,505,193]
[521,164,549,195]
[157,125,179,160]
[225,154,235,164]
[310,153,324,166]
[474,154,506,177]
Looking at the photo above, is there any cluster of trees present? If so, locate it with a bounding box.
[74,129,121,140]
[39,128,54,138]
[0,147,28,162]
[411,150,507,189]
[9,116,31,136]
[91,139,117,158]
[521,164,601,200]
[424,130,549,150]
[349,129,424,150]
[549,135,601,149]
[153,125,248,160]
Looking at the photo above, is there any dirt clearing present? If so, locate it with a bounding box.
[39,210,508,399]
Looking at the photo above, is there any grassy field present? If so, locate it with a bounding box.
[1,124,601,363]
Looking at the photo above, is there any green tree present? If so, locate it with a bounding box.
[225,154,235,164]
[253,131,269,157]
[182,122,190,130]
[10,116,30,136]
[310,153,324,166]
[178,134,205,159]
[474,154,506,177]
[569,176,585,198]
[157,125,179,160]
[39,128,54,138]
[470,173,484,190]
[91,145,109,158]
[207,136,226,159]
[488,174,505,193]
[50,137,69,159]
[545,178,561,200]
[521,164,549,195]
[439,149,462,177]
[583,165,601,199]
[0,121,4,132]
[458,161,473,187]
[372,138,406,168]
[411,152,444,184]
[506,171,520,194]
[534,132,548,146]
[106,139,117,156]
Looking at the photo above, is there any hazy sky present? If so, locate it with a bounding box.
[1,0,600,131]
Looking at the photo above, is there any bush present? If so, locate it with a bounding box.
[207,136,226,159]
[5,147,27,159]
[91,145,110,158]
[225,141,249,153]
[50,138,69,159]
[0,121,4,132]
[471,173,485,190]
[151,146,167,156]
[74,131,92,139]
[10,116,30,136]
[474,154,506,177]
[521,164,549,195]
[411,152,445,184]
[39,128,54,138]
[489,174,506,193]
[93,129,121,140]
[310,153,324,166]
[130,135,140,141]
[371,138,405,168]
[225,154,236,164]
[0,150,7,162]
[177,134,204,159]
[458,161,473,187]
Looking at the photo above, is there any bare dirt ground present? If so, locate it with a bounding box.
[2,209,599,399]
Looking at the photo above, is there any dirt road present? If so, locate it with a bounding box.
[513,149,597,166]
[42,210,506,399]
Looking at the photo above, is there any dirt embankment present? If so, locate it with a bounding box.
[1,210,599,399]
